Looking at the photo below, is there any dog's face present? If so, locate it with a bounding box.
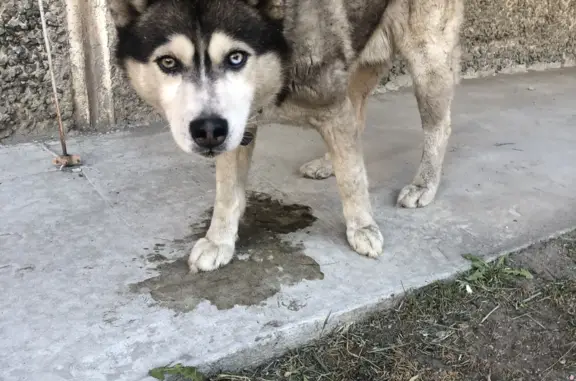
[108,0,288,156]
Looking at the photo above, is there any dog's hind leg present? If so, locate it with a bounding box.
[299,64,388,180]
[315,98,383,258]
[299,152,334,179]
[396,2,463,208]
[188,129,257,273]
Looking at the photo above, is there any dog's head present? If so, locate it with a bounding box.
[108,0,288,156]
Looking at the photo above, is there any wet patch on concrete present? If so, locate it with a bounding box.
[130,192,324,312]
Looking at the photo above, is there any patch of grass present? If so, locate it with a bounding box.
[209,235,576,381]
[558,235,576,261]
[149,364,206,381]
[460,253,532,287]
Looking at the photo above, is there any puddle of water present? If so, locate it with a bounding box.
[130,192,324,311]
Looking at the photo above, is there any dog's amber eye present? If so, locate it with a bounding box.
[157,55,181,74]
[226,51,249,69]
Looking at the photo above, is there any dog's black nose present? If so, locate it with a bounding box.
[189,117,228,149]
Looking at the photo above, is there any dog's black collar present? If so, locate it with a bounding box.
[240,131,255,146]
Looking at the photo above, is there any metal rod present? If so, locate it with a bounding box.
[38,0,68,156]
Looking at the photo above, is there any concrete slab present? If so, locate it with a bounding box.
[1,68,576,381]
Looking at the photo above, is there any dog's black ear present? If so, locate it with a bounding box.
[107,0,150,27]
[243,0,284,20]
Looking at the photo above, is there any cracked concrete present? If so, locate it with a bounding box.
[1,69,576,381]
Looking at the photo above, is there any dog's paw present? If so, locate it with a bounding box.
[299,155,334,179]
[397,184,437,208]
[346,224,383,258]
[188,238,234,273]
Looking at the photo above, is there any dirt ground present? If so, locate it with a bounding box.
[155,231,576,381]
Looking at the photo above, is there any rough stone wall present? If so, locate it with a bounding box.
[0,0,74,140]
[461,0,576,75]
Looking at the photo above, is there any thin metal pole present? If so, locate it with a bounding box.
[38,0,68,156]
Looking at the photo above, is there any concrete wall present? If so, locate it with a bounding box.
[1,0,575,141]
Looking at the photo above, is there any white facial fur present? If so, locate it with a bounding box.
[125,32,283,155]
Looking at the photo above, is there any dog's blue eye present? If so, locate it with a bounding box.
[226,51,248,69]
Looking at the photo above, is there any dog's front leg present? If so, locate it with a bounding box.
[316,101,383,258]
[188,130,257,273]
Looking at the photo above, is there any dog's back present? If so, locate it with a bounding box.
[279,0,464,108]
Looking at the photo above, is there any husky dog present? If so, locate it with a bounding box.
[107,0,464,273]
